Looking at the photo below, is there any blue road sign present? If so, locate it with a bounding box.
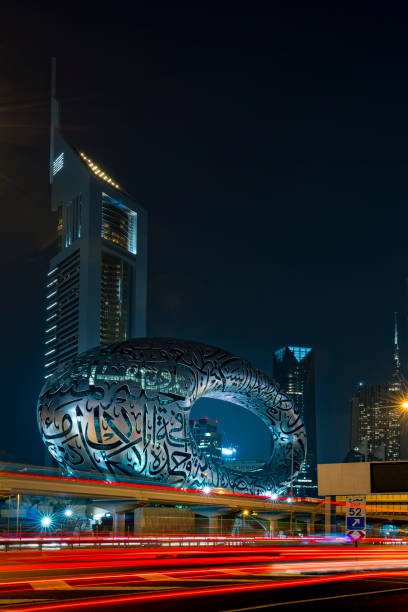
[346,516,365,530]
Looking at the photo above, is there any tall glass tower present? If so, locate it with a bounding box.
[44,67,147,380]
[348,314,406,462]
[273,346,317,497]
[349,383,401,461]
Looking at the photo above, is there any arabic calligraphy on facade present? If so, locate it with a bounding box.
[37,338,306,494]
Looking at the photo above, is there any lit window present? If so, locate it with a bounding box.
[101,193,137,254]
[53,153,64,176]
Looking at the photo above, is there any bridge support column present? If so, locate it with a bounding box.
[113,511,126,536]
[325,495,336,535]
[192,507,238,535]
[133,507,196,534]
[208,515,220,534]
[303,515,315,536]
[268,519,278,536]
[308,513,315,535]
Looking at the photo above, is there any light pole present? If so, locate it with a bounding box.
[16,494,20,538]
[289,438,295,535]
[290,438,294,497]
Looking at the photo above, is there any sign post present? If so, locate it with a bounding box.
[345,495,366,542]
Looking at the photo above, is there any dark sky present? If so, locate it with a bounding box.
[1,1,408,465]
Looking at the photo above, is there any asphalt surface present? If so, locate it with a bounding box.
[1,545,408,610]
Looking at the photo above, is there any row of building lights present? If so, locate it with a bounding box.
[79,152,120,189]
[201,486,292,503]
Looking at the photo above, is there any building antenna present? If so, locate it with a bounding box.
[49,57,60,185]
[393,311,401,378]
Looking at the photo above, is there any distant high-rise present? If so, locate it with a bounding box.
[273,346,317,497]
[392,311,401,381]
[349,383,401,461]
[189,418,222,461]
[44,62,147,379]
[349,314,405,461]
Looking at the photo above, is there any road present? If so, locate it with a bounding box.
[1,544,408,610]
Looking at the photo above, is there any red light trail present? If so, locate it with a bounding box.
[4,570,408,612]
[1,544,408,610]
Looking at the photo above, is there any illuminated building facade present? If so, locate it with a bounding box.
[189,418,222,460]
[273,346,317,497]
[44,75,147,379]
[38,338,306,494]
[349,383,401,461]
[349,314,407,461]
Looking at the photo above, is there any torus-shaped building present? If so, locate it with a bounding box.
[38,338,306,495]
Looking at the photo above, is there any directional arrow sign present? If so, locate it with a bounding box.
[346,516,365,530]
[345,495,366,537]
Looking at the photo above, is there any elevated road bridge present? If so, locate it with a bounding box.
[0,462,322,535]
[0,463,319,513]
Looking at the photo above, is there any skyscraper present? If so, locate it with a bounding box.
[349,313,406,461]
[349,383,401,461]
[273,346,317,497]
[44,65,147,379]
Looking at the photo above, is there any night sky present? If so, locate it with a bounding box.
[1,1,408,466]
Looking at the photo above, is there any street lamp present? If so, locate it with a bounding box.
[40,516,52,529]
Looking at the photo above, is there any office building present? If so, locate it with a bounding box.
[273,346,317,497]
[189,418,222,461]
[44,66,147,379]
[349,314,405,461]
[349,383,401,461]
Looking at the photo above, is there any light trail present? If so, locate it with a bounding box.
[2,545,408,609]
[2,547,408,590]
[3,544,408,579]
[5,570,408,612]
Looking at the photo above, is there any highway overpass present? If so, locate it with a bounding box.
[0,462,322,535]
